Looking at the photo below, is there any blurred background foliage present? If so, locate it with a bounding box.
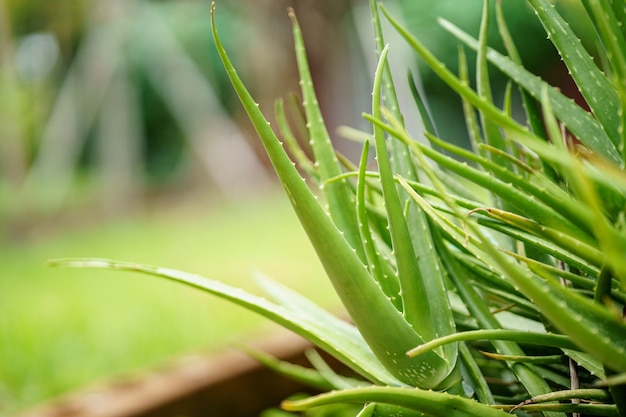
[0,0,593,414]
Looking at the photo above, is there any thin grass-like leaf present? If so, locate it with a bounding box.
[408,330,578,358]
[304,349,367,390]
[436,237,562,406]
[425,134,594,240]
[495,0,546,142]
[238,345,336,391]
[459,342,495,404]
[274,98,316,177]
[497,403,619,416]
[366,113,591,246]
[476,0,509,171]
[458,47,483,154]
[282,386,511,417]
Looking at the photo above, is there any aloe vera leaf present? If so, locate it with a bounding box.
[458,47,484,154]
[539,84,626,287]
[367,113,591,246]
[407,70,437,137]
[459,342,495,404]
[476,0,509,172]
[437,240,562,409]
[378,6,533,144]
[408,330,578,358]
[238,345,337,391]
[495,0,558,188]
[369,0,418,179]
[480,352,564,364]
[438,18,622,165]
[506,252,625,302]
[480,208,604,267]
[607,0,626,40]
[371,1,452,331]
[425,133,594,241]
[371,48,457,376]
[304,349,368,390]
[254,271,423,389]
[49,257,404,386]
[391,117,601,415]
[483,223,599,278]
[356,140,401,308]
[287,91,310,148]
[566,157,626,286]
[497,403,619,416]
[526,0,622,149]
[372,46,427,324]
[580,0,626,114]
[212,5,452,388]
[464,224,626,373]
[283,386,512,417]
[402,178,484,211]
[274,98,316,177]
[370,0,402,125]
[495,0,547,142]
[289,11,364,261]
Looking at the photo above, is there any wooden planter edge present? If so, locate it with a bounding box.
[18,330,323,417]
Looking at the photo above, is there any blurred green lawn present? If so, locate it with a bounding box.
[0,192,336,415]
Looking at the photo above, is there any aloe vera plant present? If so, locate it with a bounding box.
[51,0,626,415]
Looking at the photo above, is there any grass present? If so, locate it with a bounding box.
[0,191,334,415]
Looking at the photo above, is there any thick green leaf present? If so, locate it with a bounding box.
[356,141,401,308]
[527,0,622,149]
[211,4,452,388]
[283,386,512,417]
[366,113,592,246]
[436,238,561,405]
[289,12,365,261]
[439,18,622,164]
[425,133,594,240]
[48,258,402,385]
[370,45,457,387]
